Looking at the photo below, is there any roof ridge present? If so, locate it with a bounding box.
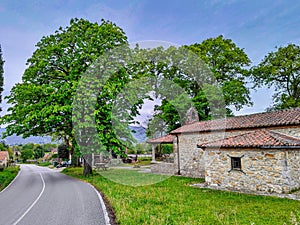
[198,129,300,148]
[171,107,300,134]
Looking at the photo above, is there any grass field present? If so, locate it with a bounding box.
[63,167,300,225]
[0,166,20,191]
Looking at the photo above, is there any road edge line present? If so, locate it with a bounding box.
[0,165,22,194]
[88,183,111,225]
[12,172,46,225]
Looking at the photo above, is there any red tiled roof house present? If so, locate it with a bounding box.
[199,129,300,193]
[166,108,300,194]
[0,151,10,167]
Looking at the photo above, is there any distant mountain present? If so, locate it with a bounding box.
[130,125,147,143]
[0,126,147,146]
[0,128,54,146]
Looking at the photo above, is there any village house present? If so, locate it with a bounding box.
[148,107,300,194]
[0,151,10,167]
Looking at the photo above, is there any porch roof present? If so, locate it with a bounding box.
[146,134,174,144]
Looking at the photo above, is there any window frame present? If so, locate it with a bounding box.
[227,154,245,173]
[231,157,242,170]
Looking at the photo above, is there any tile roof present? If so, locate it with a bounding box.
[146,134,174,144]
[198,129,300,149]
[171,108,300,134]
[0,151,9,160]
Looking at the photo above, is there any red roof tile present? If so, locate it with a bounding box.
[146,134,174,144]
[198,129,300,149]
[0,151,9,160]
[171,108,300,134]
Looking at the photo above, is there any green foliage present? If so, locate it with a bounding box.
[1,18,127,145]
[133,143,151,154]
[161,144,173,154]
[21,143,34,151]
[40,143,57,152]
[0,45,4,111]
[1,18,128,175]
[20,149,34,162]
[51,153,58,159]
[188,35,252,110]
[251,43,300,110]
[0,141,8,151]
[38,161,51,167]
[146,36,252,135]
[57,143,69,160]
[33,145,45,159]
[0,166,20,191]
[64,167,300,225]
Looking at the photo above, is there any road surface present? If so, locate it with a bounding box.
[0,164,108,225]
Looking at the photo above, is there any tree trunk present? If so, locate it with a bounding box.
[83,154,93,176]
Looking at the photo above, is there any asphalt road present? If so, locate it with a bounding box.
[0,164,108,225]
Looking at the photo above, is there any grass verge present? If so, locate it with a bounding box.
[0,166,20,191]
[63,167,300,225]
[37,162,52,167]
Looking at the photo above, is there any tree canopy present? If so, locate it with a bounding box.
[251,43,300,110]
[1,18,127,145]
[1,18,128,175]
[147,36,252,135]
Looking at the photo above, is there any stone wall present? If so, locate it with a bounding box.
[151,162,177,175]
[204,148,300,194]
[150,126,300,182]
[177,126,300,178]
[273,126,300,138]
[177,130,238,177]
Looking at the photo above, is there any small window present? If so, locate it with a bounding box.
[231,157,242,170]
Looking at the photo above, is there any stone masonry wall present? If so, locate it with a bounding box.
[151,162,177,175]
[177,126,300,178]
[286,150,300,191]
[177,130,251,177]
[205,148,300,194]
[273,127,300,138]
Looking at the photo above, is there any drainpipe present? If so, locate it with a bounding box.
[176,134,180,175]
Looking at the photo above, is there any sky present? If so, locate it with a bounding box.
[1,0,300,120]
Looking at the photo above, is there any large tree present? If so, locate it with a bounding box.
[251,44,300,110]
[148,36,252,134]
[1,18,128,175]
[0,45,4,112]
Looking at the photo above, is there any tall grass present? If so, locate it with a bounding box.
[0,166,20,191]
[63,167,300,225]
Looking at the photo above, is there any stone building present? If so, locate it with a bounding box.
[198,129,300,194]
[148,108,300,194]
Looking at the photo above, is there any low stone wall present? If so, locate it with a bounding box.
[205,148,300,194]
[151,162,177,175]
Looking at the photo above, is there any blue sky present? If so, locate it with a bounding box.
[1,0,300,117]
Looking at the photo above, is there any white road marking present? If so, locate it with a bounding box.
[12,171,46,225]
[88,183,111,225]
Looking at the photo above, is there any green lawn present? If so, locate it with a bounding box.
[0,166,20,191]
[96,167,168,187]
[63,167,300,225]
